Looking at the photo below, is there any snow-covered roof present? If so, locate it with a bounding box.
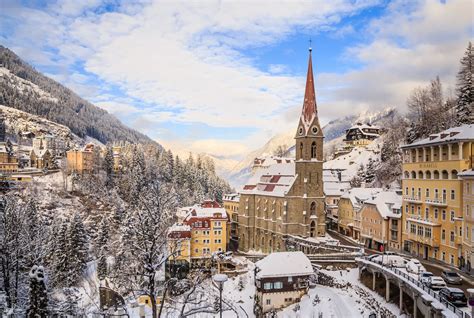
[223,193,240,202]
[240,162,296,197]
[0,142,7,153]
[323,169,351,197]
[402,124,474,148]
[182,205,227,219]
[363,190,402,219]
[341,188,383,209]
[459,170,474,178]
[168,223,191,233]
[347,123,380,131]
[255,252,313,279]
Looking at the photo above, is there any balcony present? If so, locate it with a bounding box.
[403,196,423,204]
[425,198,447,207]
[407,232,440,247]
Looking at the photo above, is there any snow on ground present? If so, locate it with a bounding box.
[279,268,400,318]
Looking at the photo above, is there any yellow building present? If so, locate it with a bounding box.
[223,193,239,251]
[0,142,18,174]
[401,124,474,266]
[338,188,382,240]
[460,170,474,271]
[359,191,402,252]
[168,203,228,268]
[66,144,95,173]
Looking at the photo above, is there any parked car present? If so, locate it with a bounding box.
[372,255,406,267]
[419,271,434,285]
[406,259,426,274]
[441,270,463,285]
[439,287,467,307]
[427,276,447,290]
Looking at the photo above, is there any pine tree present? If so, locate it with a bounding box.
[96,218,109,280]
[27,265,48,317]
[66,214,88,287]
[455,42,473,125]
[103,145,114,188]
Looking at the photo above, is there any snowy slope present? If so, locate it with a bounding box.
[0,104,85,148]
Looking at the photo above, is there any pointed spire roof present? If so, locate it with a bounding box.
[301,47,317,126]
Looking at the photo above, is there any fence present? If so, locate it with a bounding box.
[361,258,471,318]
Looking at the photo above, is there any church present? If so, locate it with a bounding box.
[237,48,325,253]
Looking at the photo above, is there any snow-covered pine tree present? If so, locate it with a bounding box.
[455,42,473,125]
[96,218,109,281]
[66,214,88,287]
[50,221,70,287]
[27,265,48,317]
[103,145,114,189]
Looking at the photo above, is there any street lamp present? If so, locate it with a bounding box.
[213,274,228,318]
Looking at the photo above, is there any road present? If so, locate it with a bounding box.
[328,230,474,293]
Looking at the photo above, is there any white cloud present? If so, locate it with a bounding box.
[1,0,471,160]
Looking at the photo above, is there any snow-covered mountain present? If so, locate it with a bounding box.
[225,108,396,188]
[0,46,153,145]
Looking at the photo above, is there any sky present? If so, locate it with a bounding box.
[1,0,472,161]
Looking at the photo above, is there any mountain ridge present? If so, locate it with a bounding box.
[0,45,154,146]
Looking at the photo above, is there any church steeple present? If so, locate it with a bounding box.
[295,45,323,162]
[301,46,317,126]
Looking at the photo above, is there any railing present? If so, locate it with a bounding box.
[360,258,471,318]
[426,198,448,206]
[403,196,423,203]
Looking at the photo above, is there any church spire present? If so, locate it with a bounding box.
[301,46,317,125]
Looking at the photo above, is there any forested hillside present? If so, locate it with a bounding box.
[0,46,152,145]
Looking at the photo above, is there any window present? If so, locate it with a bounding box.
[450,231,455,242]
[288,276,293,282]
[466,226,469,239]
[442,210,446,220]
[450,211,455,222]
[266,299,271,305]
[311,142,317,158]
[425,208,429,220]
[411,205,415,214]
[405,187,408,195]
[451,190,455,200]
[417,206,421,215]
[434,209,439,219]
[434,189,439,199]
[264,283,272,290]
[425,188,430,198]
[274,282,283,289]
[450,255,454,265]
[417,188,421,198]
[410,224,416,234]
[215,239,221,243]
[442,229,446,241]
[442,252,446,261]
[195,248,199,253]
[425,227,432,238]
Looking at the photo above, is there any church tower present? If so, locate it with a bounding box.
[293,46,325,236]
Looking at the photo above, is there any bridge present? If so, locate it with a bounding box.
[357,258,471,318]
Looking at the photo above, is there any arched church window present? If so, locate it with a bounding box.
[310,202,316,216]
[300,142,304,158]
[311,142,317,158]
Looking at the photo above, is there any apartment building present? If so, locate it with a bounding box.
[338,187,382,240]
[168,203,227,268]
[223,193,240,251]
[460,170,474,270]
[401,124,473,266]
[360,191,402,251]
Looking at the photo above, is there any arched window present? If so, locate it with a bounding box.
[311,142,317,159]
[451,170,458,179]
[418,171,424,179]
[425,170,432,179]
[310,202,316,216]
[310,221,316,238]
[404,171,410,179]
[442,170,449,179]
[411,171,417,179]
[434,170,440,179]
